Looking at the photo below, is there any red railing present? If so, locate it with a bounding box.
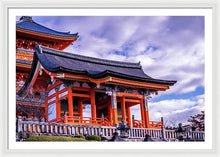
[132,119,145,128]
[149,121,163,129]
[133,119,163,129]
[49,116,112,126]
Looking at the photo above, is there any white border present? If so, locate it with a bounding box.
[8,8,212,150]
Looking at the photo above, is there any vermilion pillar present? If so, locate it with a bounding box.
[108,101,113,124]
[45,97,48,122]
[90,88,96,120]
[68,86,73,117]
[111,90,118,126]
[126,105,131,126]
[121,97,126,122]
[140,99,146,127]
[56,94,61,119]
[144,94,150,128]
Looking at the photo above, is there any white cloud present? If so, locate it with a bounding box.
[129,94,204,126]
[148,94,204,127]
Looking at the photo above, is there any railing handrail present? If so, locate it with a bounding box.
[17,118,205,141]
[48,116,112,126]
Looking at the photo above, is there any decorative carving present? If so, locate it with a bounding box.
[16,49,34,62]
[62,80,72,89]
[16,37,72,50]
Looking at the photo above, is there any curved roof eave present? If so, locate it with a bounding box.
[16,16,79,39]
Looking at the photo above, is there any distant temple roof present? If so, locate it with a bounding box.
[16,16,79,38]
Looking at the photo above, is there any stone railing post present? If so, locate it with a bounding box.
[28,123,31,132]
[17,116,23,132]
[55,125,58,134]
[87,127,91,135]
[71,126,75,135]
[63,125,67,134]
[46,124,49,133]
[37,124,40,133]
[59,125,62,134]
[32,123,36,133]
[50,124,53,133]
[41,123,45,133]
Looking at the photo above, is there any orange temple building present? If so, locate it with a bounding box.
[16,16,176,129]
[16,16,78,119]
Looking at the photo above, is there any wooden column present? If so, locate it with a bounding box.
[126,105,131,127]
[140,99,146,127]
[144,94,150,128]
[90,88,96,120]
[111,90,118,126]
[68,86,73,117]
[78,100,83,117]
[121,97,126,122]
[56,94,61,119]
[45,97,48,122]
[108,100,113,125]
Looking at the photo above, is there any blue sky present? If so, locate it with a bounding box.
[17,16,204,127]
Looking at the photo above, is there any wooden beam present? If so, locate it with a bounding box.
[125,99,141,103]
[47,88,68,100]
[72,93,91,98]
[46,80,62,92]
[97,103,108,110]
[72,87,91,92]
[128,103,139,107]
[117,92,143,99]
[111,77,170,90]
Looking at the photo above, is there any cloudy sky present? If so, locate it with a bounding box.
[17,16,204,127]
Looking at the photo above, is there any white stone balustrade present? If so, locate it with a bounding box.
[17,118,205,141]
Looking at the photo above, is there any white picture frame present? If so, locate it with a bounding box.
[0,0,219,156]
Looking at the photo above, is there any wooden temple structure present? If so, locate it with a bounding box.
[16,16,78,119]
[16,16,176,129]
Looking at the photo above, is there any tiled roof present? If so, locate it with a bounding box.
[36,45,176,85]
[18,45,177,96]
[16,16,78,38]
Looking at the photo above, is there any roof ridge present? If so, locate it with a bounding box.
[38,45,142,69]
